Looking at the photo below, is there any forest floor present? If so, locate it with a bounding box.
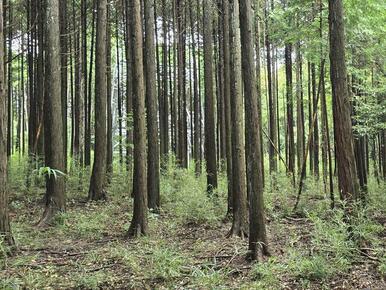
[1,158,386,289]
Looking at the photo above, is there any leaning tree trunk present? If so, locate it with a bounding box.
[239,0,269,261]
[88,0,108,201]
[128,0,148,237]
[328,0,359,203]
[0,0,15,247]
[38,0,66,226]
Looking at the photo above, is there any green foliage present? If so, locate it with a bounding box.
[161,164,224,225]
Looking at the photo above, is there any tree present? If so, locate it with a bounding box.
[38,0,66,226]
[144,0,160,211]
[88,0,107,201]
[239,0,268,260]
[328,0,359,203]
[285,42,295,175]
[0,0,15,247]
[203,0,218,193]
[228,0,247,237]
[222,0,233,215]
[128,0,148,237]
[265,0,277,173]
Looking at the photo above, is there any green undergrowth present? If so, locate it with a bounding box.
[1,157,385,289]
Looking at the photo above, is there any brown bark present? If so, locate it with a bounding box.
[203,0,218,193]
[222,0,233,215]
[239,0,268,260]
[0,0,15,247]
[265,0,277,173]
[328,0,359,202]
[39,0,66,226]
[296,42,305,173]
[88,0,108,201]
[128,0,148,237]
[144,0,160,211]
[228,0,247,237]
[285,43,295,175]
[124,0,133,174]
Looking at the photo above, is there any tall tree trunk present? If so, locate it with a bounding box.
[124,0,133,174]
[239,0,268,260]
[144,0,160,211]
[88,0,107,201]
[161,0,169,169]
[59,0,68,170]
[203,0,218,193]
[85,0,97,167]
[254,0,265,187]
[285,43,295,175]
[312,63,319,178]
[6,0,12,157]
[265,0,277,173]
[222,0,233,215]
[128,0,148,237]
[106,5,113,178]
[116,14,123,166]
[328,0,359,203]
[228,0,247,237]
[0,0,15,247]
[38,0,66,226]
[296,42,305,173]
[81,0,87,167]
[177,0,188,168]
[308,61,313,175]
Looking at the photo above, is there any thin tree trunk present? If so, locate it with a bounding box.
[0,0,15,247]
[203,0,218,193]
[144,0,160,211]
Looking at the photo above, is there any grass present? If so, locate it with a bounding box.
[0,157,385,289]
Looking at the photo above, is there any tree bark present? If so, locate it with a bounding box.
[144,0,160,211]
[88,0,108,201]
[39,0,66,226]
[228,0,247,237]
[203,0,218,193]
[239,0,268,260]
[0,0,15,247]
[128,0,148,237]
[328,0,359,203]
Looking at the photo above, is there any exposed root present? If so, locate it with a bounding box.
[226,223,248,239]
[126,223,147,239]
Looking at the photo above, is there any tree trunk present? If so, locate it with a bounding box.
[0,0,15,247]
[203,0,218,193]
[124,0,133,174]
[328,0,359,203]
[222,0,233,216]
[106,5,113,178]
[88,0,108,201]
[265,0,277,173]
[38,0,66,226]
[296,42,305,173]
[128,0,148,237]
[239,0,268,260]
[144,0,160,211]
[161,0,169,169]
[285,43,295,175]
[228,0,247,237]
